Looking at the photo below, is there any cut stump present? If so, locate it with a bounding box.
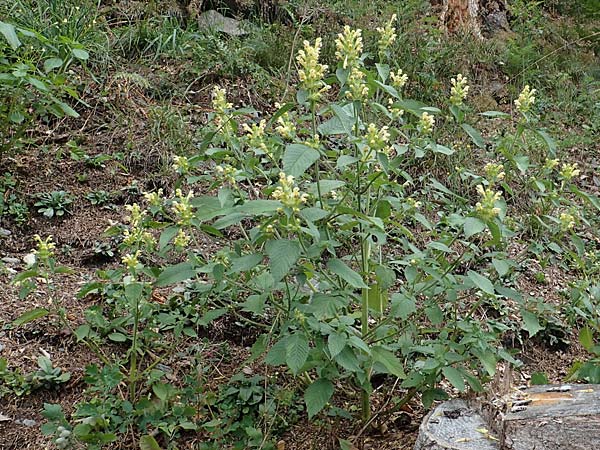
[415,384,600,450]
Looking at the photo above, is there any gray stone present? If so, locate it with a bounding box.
[197,10,248,36]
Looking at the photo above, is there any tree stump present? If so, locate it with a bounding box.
[413,399,499,450]
[415,385,600,450]
[502,384,600,450]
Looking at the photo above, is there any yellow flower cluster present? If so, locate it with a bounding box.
[346,67,369,100]
[143,189,164,207]
[297,38,330,103]
[174,229,190,249]
[387,99,404,119]
[389,69,408,91]
[559,212,576,232]
[483,162,505,185]
[450,74,470,106]
[559,162,581,180]
[215,164,240,185]
[212,86,233,130]
[475,185,502,220]
[275,104,296,139]
[243,119,270,155]
[335,26,363,69]
[363,123,391,158]
[376,14,397,59]
[122,250,141,270]
[172,155,190,174]
[419,112,435,135]
[271,172,308,212]
[171,189,195,226]
[514,85,536,113]
[33,234,56,262]
[544,158,559,170]
[123,204,155,248]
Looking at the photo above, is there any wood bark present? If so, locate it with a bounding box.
[433,0,510,37]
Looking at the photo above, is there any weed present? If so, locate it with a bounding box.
[34,190,74,218]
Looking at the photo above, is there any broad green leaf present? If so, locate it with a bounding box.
[442,366,466,391]
[265,337,288,366]
[44,57,63,73]
[282,144,320,177]
[514,155,530,173]
[391,292,416,320]
[367,283,388,313]
[235,200,281,214]
[328,258,367,289]
[480,110,510,118]
[230,254,263,273]
[534,129,557,157]
[304,378,334,419]
[580,327,594,351]
[158,226,179,250]
[286,333,309,375]
[56,101,79,117]
[108,332,128,342]
[371,346,405,378]
[464,217,486,238]
[71,48,89,60]
[266,239,301,281]
[327,333,347,358]
[152,383,174,401]
[12,308,49,326]
[521,310,543,337]
[307,180,345,196]
[155,262,195,286]
[492,258,510,277]
[139,435,162,450]
[467,270,495,295]
[0,21,20,49]
[461,124,485,148]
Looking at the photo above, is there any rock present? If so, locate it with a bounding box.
[0,228,10,237]
[22,253,36,267]
[1,257,20,265]
[197,10,248,36]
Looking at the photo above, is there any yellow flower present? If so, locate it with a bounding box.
[514,85,536,113]
[174,229,191,249]
[475,185,502,220]
[271,172,309,212]
[483,163,505,184]
[418,112,435,135]
[172,155,190,174]
[172,189,195,226]
[122,251,141,270]
[376,14,397,59]
[335,26,363,69]
[297,38,330,103]
[559,212,576,232]
[33,235,56,262]
[345,67,369,100]
[243,119,271,155]
[389,69,408,92]
[450,74,470,106]
[143,189,164,207]
[559,162,581,180]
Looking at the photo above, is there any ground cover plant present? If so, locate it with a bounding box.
[0,1,599,449]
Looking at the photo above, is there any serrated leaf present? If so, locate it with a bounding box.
[371,346,405,378]
[327,333,346,358]
[0,21,20,49]
[266,239,300,281]
[12,308,49,327]
[139,435,162,450]
[304,379,334,419]
[521,310,543,337]
[467,270,495,295]
[265,337,288,366]
[442,366,466,391]
[328,258,367,289]
[282,144,320,177]
[155,261,195,286]
[286,333,309,375]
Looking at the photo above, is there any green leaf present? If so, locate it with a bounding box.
[155,262,195,286]
[152,383,173,401]
[467,270,495,295]
[71,48,89,60]
[371,346,405,378]
[0,21,21,49]
[286,333,309,375]
[235,200,281,214]
[391,292,416,320]
[514,155,530,173]
[44,58,63,73]
[282,144,320,177]
[461,124,485,148]
[534,129,557,157]
[266,239,300,281]
[492,258,510,277]
[480,110,510,118]
[530,372,548,385]
[230,254,263,273]
[327,333,347,358]
[367,283,388,313]
[304,379,334,419]
[139,435,162,450]
[464,217,486,238]
[521,310,543,337]
[265,337,288,366]
[108,332,128,342]
[12,308,49,327]
[580,327,594,351]
[328,258,367,289]
[442,366,466,391]
[158,226,179,250]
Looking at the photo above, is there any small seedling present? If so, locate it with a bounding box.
[34,191,74,218]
